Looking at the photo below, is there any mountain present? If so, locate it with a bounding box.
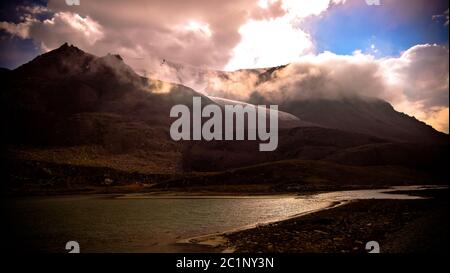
[157,59,447,143]
[1,43,447,194]
[2,43,217,175]
[277,97,446,143]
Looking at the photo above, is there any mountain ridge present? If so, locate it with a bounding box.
[155,55,447,142]
[1,43,447,194]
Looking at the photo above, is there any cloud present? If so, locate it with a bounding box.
[204,51,386,102]
[0,1,447,132]
[17,5,50,15]
[1,0,348,71]
[1,11,104,51]
[42,0,264,70]
[225,0,347,70]
[0,14,36,39]
[381,44,449,108]
[432,8,449,26]
[224,16,314,70]
[0,0,347,89]
[380,44,449,132]
[204,44,449,132]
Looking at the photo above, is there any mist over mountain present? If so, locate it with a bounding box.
[1,44,447,193]
[156,57,447,143]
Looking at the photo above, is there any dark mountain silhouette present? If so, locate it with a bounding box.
[1,43,447,194]
[278,97,446,143]
[2,43,216,176]
[3,43,207,145]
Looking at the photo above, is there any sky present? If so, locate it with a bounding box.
[0,0,448,132]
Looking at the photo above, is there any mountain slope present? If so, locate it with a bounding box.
[1,43,218,174]
[1,44,447,194]
[156,59,447,143]
[278,97,446,143]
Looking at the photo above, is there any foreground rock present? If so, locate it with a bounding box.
[225,189,448,253]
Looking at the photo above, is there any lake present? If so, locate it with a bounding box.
[3,185,440,252]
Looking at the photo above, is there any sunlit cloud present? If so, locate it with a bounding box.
[0,0,447,132]
[0,11,104,51]
[225,17,313,70]
[225,0,347,70]
[214,44,449,133]
[181,21,212,38]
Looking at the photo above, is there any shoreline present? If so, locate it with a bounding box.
[224,188,448,253]
[4,184,447,253]
[180,187,448,253]
[177,200,346,253]
[10,183,442,197]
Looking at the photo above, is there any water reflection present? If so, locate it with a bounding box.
[6,185,444,252]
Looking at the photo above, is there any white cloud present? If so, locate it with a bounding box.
[42,0,263,69]
[379,44,449,132]
[1,0,347,71]
[181,21,213,38]
[0,1,447,132]
[225,0,347,70]
[17,5,50,15]
[0,14,36,39]
[208,44,449,132]
[0,11,104,51]
[225,17,313,70]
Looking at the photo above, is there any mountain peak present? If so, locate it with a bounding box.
[109,53,123,61]
[52,42,85,55]
[14,43,138,80]
[13,43,95,78]
[59,42,69,49]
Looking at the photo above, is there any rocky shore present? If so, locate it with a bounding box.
[224,189,448,253]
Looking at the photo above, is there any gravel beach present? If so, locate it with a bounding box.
[224,189,448,253]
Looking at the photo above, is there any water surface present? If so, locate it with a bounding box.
[5,185,440,252]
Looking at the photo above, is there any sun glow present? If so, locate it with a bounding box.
[225,17,312,70]
[183,21,212,37]
[225,0,346,70]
